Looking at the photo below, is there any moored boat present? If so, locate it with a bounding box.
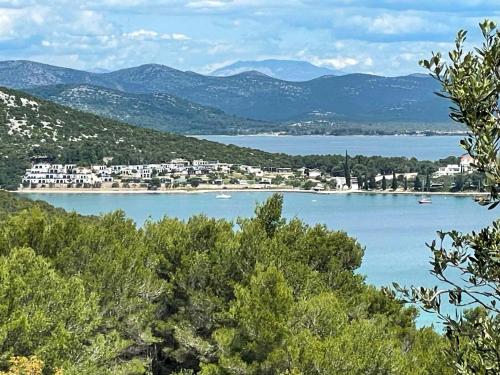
[418,197,432,204]
[216,193,232,199]
[474,195,491,204]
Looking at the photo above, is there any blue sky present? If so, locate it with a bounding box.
[0,0,498,76]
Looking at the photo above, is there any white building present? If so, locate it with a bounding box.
[460,155,475,173]
[307,169,322,179]
[434,155,476,177]
[240,165,264,176]
[22,163,113,187]
[435,164,461,177]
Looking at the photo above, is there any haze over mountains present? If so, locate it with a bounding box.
[0,60,451,134]
[210,59,341,81]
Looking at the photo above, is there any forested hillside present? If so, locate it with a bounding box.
[27,84,279,135]
[0,192,451,374]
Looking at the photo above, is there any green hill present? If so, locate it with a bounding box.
[27,84,280,135]
[0,87,293,189]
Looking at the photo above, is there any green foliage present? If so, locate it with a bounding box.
[0,247,100,372]
[302,180,317,190]
[414,175,422,191]
[0,191,452,374]
[0,203,163,374]
[391,172,398,190]
[420,20,500,205]
[254,194,285,237]
[344,151,351,188]
[394,20,500,375]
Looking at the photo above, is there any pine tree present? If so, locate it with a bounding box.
[381,175,387,190]
[344,151,351,188]
[357,175,363,190]
[404,177,408,191]
[369,175,376,190]
[414,175,421,191]
[391,172,397,190]
[425,172,431,192]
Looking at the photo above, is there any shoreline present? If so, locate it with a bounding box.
[194,132,467,137]
[14,188,489,197]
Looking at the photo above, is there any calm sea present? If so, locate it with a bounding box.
[25,192,497,327]
[195,135,464,160]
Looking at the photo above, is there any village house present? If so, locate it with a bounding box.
[434,155,476,177]
[459,154,475,173]
[21,159,360,191]
[307,169,322,179]
[435,164,461,177]
[239,165,264,176]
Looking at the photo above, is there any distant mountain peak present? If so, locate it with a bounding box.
[230,70,273,79]
[408,73,429,78]
[210,59,342,82]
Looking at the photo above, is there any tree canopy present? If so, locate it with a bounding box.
[0,191,451,374]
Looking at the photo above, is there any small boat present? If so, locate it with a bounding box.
[474,195,491,205]
[418,197,432,204]
[216,193,232,199]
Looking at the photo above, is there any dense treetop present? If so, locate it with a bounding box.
[0,192,452,374]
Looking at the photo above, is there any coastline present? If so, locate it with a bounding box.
[193,132,467,137]
[14,187,489,197]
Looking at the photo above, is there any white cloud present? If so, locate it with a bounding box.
[347,12,450,35]
[0,0,493,76]
[313,56,359,69]
[172,33,191,40]
[186,0,227,9]
[0,10,15,39]
[123,29,159,40]
[0,6,50,40]
[123,29,190,41]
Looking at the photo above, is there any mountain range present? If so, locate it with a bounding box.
[0,60,451,133]
[210,59,340,81]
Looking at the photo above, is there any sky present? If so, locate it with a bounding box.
[0,0,499,76]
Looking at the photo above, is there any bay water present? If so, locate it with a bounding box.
[196,135,464,160]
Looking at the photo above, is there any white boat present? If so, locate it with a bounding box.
[216,193,232,199]
[418,197,432,204]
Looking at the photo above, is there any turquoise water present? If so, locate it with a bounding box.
[25,192,497,327]
[196,135,464,160]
